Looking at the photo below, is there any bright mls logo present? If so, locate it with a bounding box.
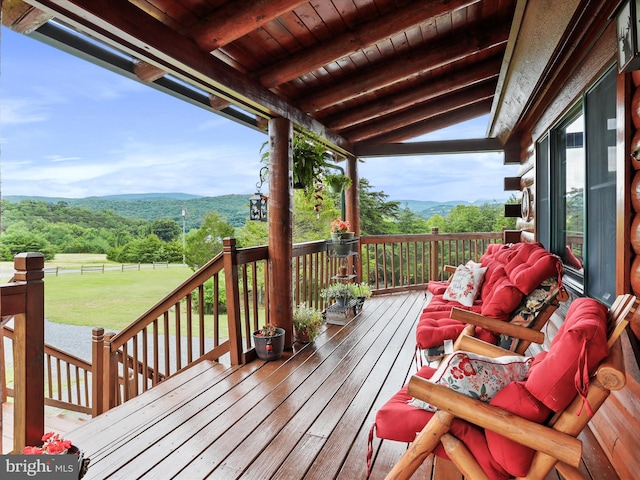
[1,455,77,479]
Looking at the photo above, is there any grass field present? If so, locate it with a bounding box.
[2,254,196,330]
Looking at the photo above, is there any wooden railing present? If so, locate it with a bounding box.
[2,232,505,444]
[360,229,502,294]
[0,253,46,452]
[92,238,332,414]
[1,326,92,414]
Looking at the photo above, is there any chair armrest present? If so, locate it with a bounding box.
[444,265,457,274]
[453,334,514,358]
[450,307,544,345]
[406,375,582,468]
[595,337,625,391]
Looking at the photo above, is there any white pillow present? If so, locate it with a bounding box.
[408,351,533,411]
[442,263,487,306]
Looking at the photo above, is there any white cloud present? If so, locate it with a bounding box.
[0,27,518,202]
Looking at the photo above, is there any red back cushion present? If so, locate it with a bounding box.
[503,242,561,295]
[480,271,523,320]
[525,298,609,412]
[486,381,552,477]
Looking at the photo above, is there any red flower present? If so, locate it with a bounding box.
[458,357,476,376]
[330,218,352,233]
[24,432,72,455]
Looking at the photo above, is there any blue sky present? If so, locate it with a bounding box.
[0,27,518,202]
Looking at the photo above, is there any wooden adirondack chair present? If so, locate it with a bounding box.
[448,279,569,357]
[384,294,638,480]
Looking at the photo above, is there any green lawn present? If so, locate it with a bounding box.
[43,264,195,330]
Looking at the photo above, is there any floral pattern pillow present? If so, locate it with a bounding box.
[408,351,533,411]
[498,277,558,350]
[442,263,488,307]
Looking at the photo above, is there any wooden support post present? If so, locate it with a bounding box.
[223,238,243,364]
[345,156,359,235]
[11,252,45,452]
[91,328,105,416]
[345,156,361,281]
[429,227,440,281]
[268,117,293,349]
[102,332,117,411]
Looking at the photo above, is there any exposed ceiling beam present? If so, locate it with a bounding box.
[25,0,352,153]
[322,55,502,131]
[2,0,52,33]
[343,80,497,142]
[186,0,308,52]
[297,22,509,113]
[365,99,493,143]
[132,58,166,82]
[256,0,480,88]
[354,138,503,157]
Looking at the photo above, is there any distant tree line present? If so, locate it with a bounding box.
[0,181,515,266]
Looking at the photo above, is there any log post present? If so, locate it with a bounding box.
[11,252,45,452]
[223,238,243,364]
[91,328,105,416]
[268,117,293,349]
[346,156,361,281]
[429,227,440,281]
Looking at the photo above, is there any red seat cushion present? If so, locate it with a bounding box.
[415,311,466,349]
[373,366,511,480]
[525,297,609,412]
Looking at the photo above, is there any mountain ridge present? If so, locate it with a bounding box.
[3,193,507,228]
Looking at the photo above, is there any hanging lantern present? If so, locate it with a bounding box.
[249,192,268,221]
[249,166,268,222]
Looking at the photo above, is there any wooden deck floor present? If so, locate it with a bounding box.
[63,291,619,480]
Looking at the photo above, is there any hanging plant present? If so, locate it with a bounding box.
[323,173,352,194]
[259,130,330,195]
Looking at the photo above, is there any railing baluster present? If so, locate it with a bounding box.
[174,303,181,372]
[186,294,193,363]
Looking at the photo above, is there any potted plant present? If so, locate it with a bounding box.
[24,432,90,478]
[321,282,355,308]
[252,323,286,361]
[323,173,352,194]
[293,303,324,343]
[260,130,329,194]
[349,282,372,309]
[330,218,354,255]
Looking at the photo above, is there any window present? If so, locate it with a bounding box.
[537,66,616,304]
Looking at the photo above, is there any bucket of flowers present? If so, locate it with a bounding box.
[23,432,90,478]
[330,218,354,255]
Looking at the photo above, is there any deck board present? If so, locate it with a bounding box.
[63,291,619,480]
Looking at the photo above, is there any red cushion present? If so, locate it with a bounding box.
[480,272,523,320]
[504,242,561,295]
[374,366,438,442]
[427,280,449,295]
[416,311,467,349]
[374,366,511,480]
[486,381,552,477]
[525,298,609,412]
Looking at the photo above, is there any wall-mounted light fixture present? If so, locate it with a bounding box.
[249,166,268,222]
[615,0,640,72]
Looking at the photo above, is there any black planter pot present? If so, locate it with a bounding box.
[253,327,286,361]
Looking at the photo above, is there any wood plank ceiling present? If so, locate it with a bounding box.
[2,0,517,156]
